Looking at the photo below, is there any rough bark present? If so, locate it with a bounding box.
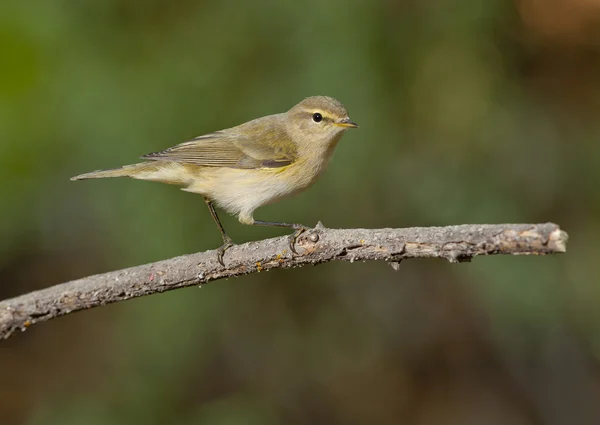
[0,223,567,340]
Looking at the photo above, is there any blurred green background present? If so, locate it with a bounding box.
[1,0,599,424]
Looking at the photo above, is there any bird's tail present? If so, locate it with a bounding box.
[70,162,159,181]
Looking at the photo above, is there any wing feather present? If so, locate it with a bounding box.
[142,117,297,169]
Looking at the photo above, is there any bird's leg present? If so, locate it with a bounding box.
[251,220,308,254]
[204,197,234,266]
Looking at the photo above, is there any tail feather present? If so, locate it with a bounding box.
[70,163,156,181]
[70,161,192,186]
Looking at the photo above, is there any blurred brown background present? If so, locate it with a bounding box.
[1,0,599,424]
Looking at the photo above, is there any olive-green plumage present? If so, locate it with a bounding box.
[71,96,358,263]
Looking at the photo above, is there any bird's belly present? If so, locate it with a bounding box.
[183,165,317,220]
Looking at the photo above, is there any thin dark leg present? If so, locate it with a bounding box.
[204,197,230,242]
[252,220,306,230]
[252,220,308,254]
[204,197,234,265]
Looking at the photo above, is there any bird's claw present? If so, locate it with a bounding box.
[288,227,307,254]
[216,237,235,266]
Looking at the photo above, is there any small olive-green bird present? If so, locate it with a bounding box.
[71,96,358,264]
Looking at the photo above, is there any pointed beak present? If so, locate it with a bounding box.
[334,118,359,128]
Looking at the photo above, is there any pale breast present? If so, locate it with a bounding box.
[182,137,340,224]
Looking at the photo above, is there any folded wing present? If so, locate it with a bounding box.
[142,119,298,169]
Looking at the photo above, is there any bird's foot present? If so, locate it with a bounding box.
[288,226,308,254]
[216,236,235,266]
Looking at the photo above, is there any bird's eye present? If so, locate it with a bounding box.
[312,112,323,123]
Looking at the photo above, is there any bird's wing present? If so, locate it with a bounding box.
[141,117,297,169]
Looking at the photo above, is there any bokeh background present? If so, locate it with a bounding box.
[2,0,600,424]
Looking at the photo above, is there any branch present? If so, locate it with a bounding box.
[0,223,567,340]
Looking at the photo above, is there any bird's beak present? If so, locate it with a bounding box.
[334,118,359,128]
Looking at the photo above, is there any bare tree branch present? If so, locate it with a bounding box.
[0,223,567,340]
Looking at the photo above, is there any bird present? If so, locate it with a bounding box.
[71,96,358,264]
